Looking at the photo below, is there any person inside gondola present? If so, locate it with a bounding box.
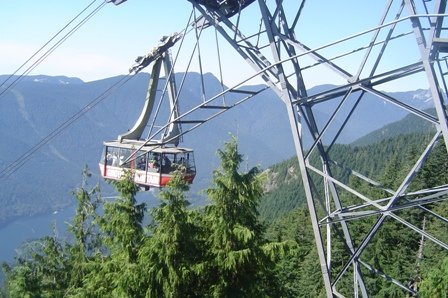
[137,155,146,170]
[106,153,113,165]
[176,157,187,172]
[148,153,160,172]
[162,155,172,174]
[179,157,185,166]
[112,153,119,166]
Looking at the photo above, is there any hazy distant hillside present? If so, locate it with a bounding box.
[0,73,293,227]
[351,109,436,146]
[306,85,433,145]
[0,73,434,226]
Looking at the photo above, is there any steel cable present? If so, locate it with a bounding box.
[0,0,107,100]
[0,74,133,179]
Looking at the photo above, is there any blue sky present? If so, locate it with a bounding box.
[0,0,433,90]
[0,0,193,81]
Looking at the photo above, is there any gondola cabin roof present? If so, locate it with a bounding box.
[103,140,194,154]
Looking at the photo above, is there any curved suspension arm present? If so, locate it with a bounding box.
[119,33,183,144]
[118,57,163,142]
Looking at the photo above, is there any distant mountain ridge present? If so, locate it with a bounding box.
[0,75,84,85]
[351,109,436,146]
[0,73,435,227]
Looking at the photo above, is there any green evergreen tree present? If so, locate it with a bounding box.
[204,136,285,297]
[266,207,324,297]
[2,234,71,298]
[75,170,146,297]
[140,170,204,297]
[66,166,102,293]
[2,167,98,297]
[419,256,448,298]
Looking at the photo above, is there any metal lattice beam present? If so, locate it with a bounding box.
[186,0,448,296]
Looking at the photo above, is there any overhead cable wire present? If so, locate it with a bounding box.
[192,8,207,103]
[146,9,194,140]
[0,74,133,179]
[0,5,196,178]
[214,27,226,105]
[2,2,259,178]
[0,0,107,100]
[0,0,99,90]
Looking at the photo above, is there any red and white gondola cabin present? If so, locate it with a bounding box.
[99,140,196,189]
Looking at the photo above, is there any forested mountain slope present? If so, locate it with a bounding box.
[0,73,434,227]
[352,109,436,146]
[262,131,448,296]
[259,113,437,221]
[0,73,295,227]
[1,133,446,297]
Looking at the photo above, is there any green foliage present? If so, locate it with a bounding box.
[89,170,146,297]
[2,139,293,297]
[2,234,72,297]
[260,157,305,222]
[203,136,288,297]
[140,171,204,297]
[1,135,446,297]
[414,141,448,189]
[266,207,324,297]
[101,170,145,261]
[1,167,100,297]
[261,133,448,296]
[67,166,102,291]
[419,257,448,298]
[260,133,434,223]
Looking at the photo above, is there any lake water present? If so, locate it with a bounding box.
[0,189,190,286]
[0,205,76,264]
[0,189,163,264]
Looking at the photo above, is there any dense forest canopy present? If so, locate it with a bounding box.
[260,131,448,297]
[1,133,447,297]
[1,138,293,297]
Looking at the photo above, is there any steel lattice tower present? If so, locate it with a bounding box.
[185,0,448,296]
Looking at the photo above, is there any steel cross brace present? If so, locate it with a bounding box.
[185,0,448,296]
